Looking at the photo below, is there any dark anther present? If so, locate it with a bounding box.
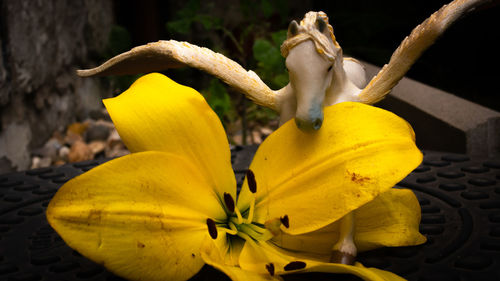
[206,218,218,239]
[265,263,275,276]
[280,215,290,228]
[284,261,306,271]
[223,192,235,213]
[246,169,257,193]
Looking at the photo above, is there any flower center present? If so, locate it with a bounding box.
[206,169,288,242]
[220,189,273,242]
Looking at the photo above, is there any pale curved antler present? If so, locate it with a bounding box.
[77,40,279,111]
[358,0,488,104]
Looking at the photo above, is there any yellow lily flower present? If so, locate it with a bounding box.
[46,73,425,281]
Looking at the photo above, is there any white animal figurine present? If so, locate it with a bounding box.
[77,0,488,264]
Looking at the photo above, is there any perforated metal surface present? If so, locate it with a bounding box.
[0,147,499,281]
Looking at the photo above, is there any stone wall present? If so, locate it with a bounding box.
[0,0,113,172]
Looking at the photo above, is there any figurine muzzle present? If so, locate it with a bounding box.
[295,103,324,131]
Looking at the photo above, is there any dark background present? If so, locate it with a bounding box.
[112,0,500,111]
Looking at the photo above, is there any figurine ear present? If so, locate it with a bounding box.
[287,20,299,38]
[315,17,327,34]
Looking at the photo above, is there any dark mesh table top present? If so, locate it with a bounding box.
[1,146,499,281]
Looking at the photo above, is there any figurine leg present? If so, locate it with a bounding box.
[330,212,356,265]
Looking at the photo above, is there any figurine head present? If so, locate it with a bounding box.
[281,12,342,131]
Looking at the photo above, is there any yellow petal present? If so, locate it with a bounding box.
[47,151,227,281]
[239,240,406,281]
[237,102,422,235]
[104,73,236,198]
[271,188,426,256]
[200,238,282,281]
[354,188,427,251]
[239,240,294,275]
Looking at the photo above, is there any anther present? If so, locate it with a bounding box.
[284,261,306,271]
[280,215,289,228]
[206,218,218,239]
[246,169,257,193]
[223,192,235,213]
[265,263,275,276]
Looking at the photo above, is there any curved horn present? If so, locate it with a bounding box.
[77,40,278,111]
[358,0,488,104]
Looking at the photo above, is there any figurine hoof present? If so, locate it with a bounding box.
[330,250,356,265]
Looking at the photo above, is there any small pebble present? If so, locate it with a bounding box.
[68,140,93,163]
[58,146,70,161]
[86,124,110,142]
[88,140,106,155]
[31,156,52,169]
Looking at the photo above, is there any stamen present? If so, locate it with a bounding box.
[259,230,274,242]
[206,218,218,239]
[236,231,253,242]
[234,206,244,224]
[246,169,257,193]
[223,192,235,213]
[224,222,238,235]
[245,196,256,224]
[265,263,275,276]
[228,221,238,232]
[239,224,262,239]
[247,223,266,234]
[284,261,307,271]
[280,215,290,228]
[243,224,274,241]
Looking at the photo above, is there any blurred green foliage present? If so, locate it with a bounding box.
[104,25,132,58]
[253,30,288,89]
[202,79,236,122]
[166,0,290,141]
[102,25,141,95]
[100,0,290,144]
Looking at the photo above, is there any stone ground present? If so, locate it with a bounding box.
[29,107,277,170]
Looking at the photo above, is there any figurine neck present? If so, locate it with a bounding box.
[325,58,361,106]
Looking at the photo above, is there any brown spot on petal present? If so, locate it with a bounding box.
[246,169,257,193]
[265,263,275,276]
[223,192,235,213]
[284,261,306,271]
[280,215,289,228]
[137,242,145,248]
[87,209,102,226]
[206,218,218,239]
[349,171,370,185]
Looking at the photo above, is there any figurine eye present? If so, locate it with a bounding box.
[327,65,333,72]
